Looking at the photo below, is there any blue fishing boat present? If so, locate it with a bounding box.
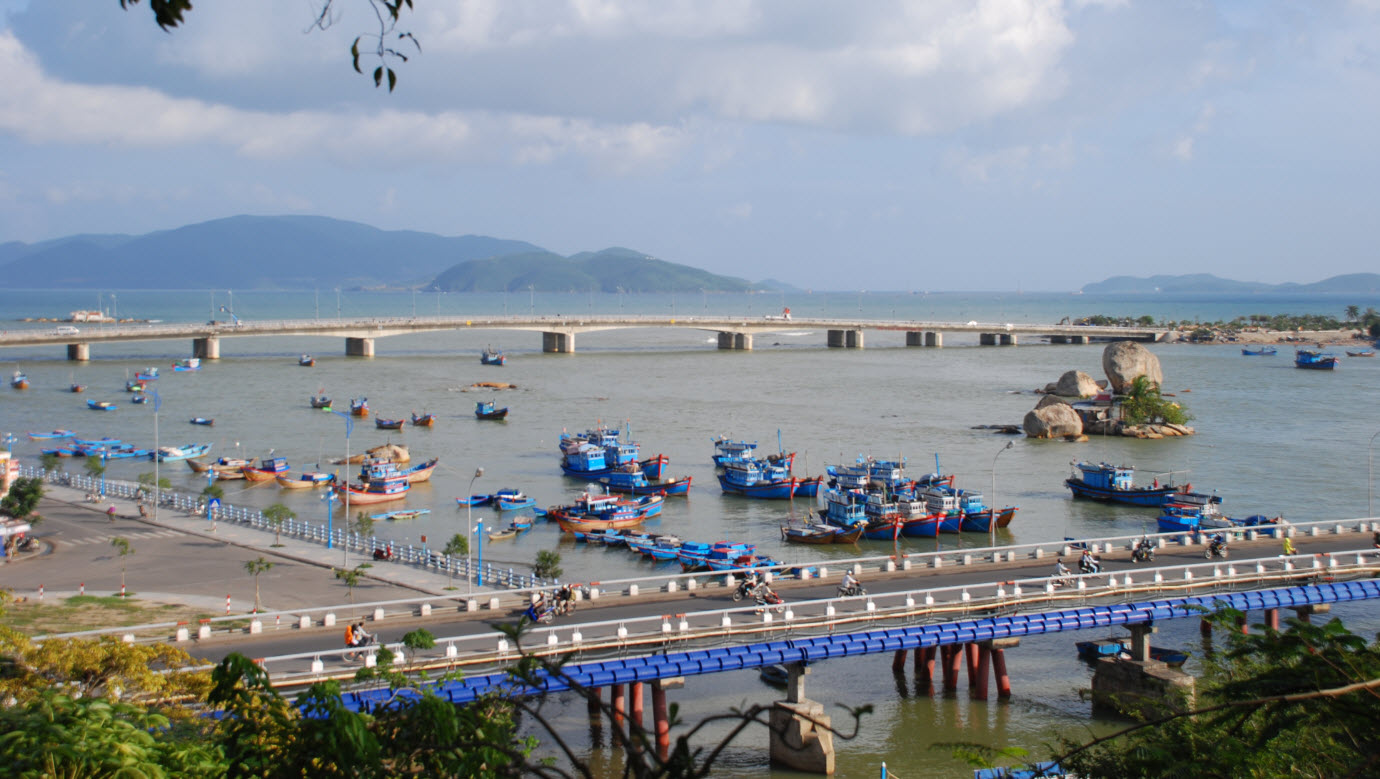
[1155,495,1233,533]
[494,489,537,511]
[480,347,506,366]
[475,400,509,420]
[921,483,987,534]
[131,393,148,404]
[1065,461,1183,506]
[711,436,758,467]
[599,468,693,496]
[1075,637,1189,667]
[1241,346,1277,356]
[558,425,668,480]
[189,417,214,426]
[456,494,493,507]
[718,458,800,499]
[172,358,200,372]
[333,460,411,505]
[10,371,29,390]
[135,367,160,381]
[87,399,117,411]
[27,430,75,440]
[1294,349,1338,370]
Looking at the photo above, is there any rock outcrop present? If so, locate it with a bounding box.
[1023,402,1084,439]
[1054,370,1100,398]
[1103,341,1163,393]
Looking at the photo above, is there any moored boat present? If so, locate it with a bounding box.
[189,417,214,426]
[717,457,799,499]
[1075,638,1189,667]
[299,354,315,367]
[188,456,254,474]
[87,399,117,411]
[172,358,200,372]
[10,371,29,390]
[1241,346,1277,356]
[456,494,493,506]
[494,489,537,511]
[242,456,290,481]
[1065,461,1184,506]
[154,442,213,462]
[69,384,85,393]
[475,400,509,420]
[349,398,369,416]
[333,460,411,504]
[480,348,506,366]
[781,522,846,544]
[559,425,668,481]
[1347,350,1376,357]
[1294,349,1338,370]
[310,396,332,409]
[125,380,146,393]
[375,417,404,430]
[371,508,431,521]
[410,412,436,426]
[276,471,336,489]
[599,468,693,496]
[135,367,160,381]
[131,393,148,404]
[711,436,758,467]
[28,430,75,440]
[364,457,438,484]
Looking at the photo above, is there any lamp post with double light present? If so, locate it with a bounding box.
[330,410,354,566]
[990,441,1014,547]
[466,467,484,593]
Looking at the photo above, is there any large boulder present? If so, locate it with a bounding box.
[1102,341,1163,393]
[1054,370,1100,398]
[1023,403,1084,439]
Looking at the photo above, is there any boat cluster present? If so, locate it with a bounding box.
[571,531,782,574]
[1066,461,1283,535]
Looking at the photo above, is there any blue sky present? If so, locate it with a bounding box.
[1,1,1377,291]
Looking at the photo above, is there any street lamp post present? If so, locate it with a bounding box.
[990,441,1014,547]
[331,411,354,566]
[324,490,338,549]
[2,432,15,454]
[151,390,160,521]
[466,467,484,593]
[475,517,485,589]
[1369,429,1380,518]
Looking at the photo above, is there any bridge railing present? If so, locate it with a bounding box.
[239,548,1380,686]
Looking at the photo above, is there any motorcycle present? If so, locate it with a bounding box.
[837,583,867,597]
[1131,542,1156,563]
[731,576,762,602]
[1204,540,1229,560]
[372,547,394,561]
[754,587,785,613]
[1077,556,1101,574]
[343,633,379,662]
[524,602,557,624]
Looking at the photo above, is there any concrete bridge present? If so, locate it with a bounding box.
[0,314,1168,360]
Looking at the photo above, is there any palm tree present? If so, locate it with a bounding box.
[1346,305,1361,323]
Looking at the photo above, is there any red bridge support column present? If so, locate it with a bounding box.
[629,683,645,754]
[611,684,626,744]
[941,645,961,693]
[1236,615,1249,635]
[965,643,980,689]
[992,647,1012,699]
[588,687,602,716]
[1200,618,1213,636]
[917,646,935,685]
[974,643,992,699]
[892,649,908,672]
[652,682,670,762]
[1264,608,1280,631]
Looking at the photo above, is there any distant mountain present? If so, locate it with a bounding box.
[1080,273,1380,295]
[426,247,752,293]
[0,215,543,290]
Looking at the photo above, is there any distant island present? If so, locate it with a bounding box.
[0,215,753,293]
[1080,273,1380,295]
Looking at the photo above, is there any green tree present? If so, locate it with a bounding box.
[244,557,274,613]
[0,476,44,520]
[400,627,435,667]
[533,549,563,581]
[200,483,225,501]
[334,563,372,612]
[83,455,106,479]
[110,536,134,595]
[1053,610,1380,778]
[1121,375,1192,426]
[1346,304,1361,322]
[38,453,60,474]
[441,533,468,589]
[137,471,172,492]
[263,503,296,548]
[120,0,419,91]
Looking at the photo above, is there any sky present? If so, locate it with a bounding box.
[1,1,1378,291]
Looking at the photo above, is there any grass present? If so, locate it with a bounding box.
[1,595,219,636]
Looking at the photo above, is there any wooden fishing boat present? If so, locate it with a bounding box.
[371,508,431,521]
[599,469,693,496]
[456,494,494,506]
[310,396,332,409]
[188,456,254,473]
[1347,350,1376,357]
[364,457,437,484]
[410,412,436,427]
[125,380,146,393]
[494,489,537,511]
[69,384,86,393]
[9,371,29,390]
[375,417,404,430]
[172,358,200,372]
[1241,346,1277,356]
[553,512,647,532]
[480,348,506,366]
[135,367,160,381]
[242,456,290,481]
[275,472,335,489]
[781,522,844,544]
[349,398,369,416]
[28,430,75,440]
[488,520,533,541]
[333,461,410,504]
[189,417,215,426]
[298,354,315,367]
[328,442,409,465]
[154,443,213,462]
[1294,349,1338,370]
[87,399,117,411]
[475,400,508,420]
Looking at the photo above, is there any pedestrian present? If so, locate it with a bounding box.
[1283,535,1296,556]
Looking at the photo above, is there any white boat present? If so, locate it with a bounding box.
[154,443,213,462]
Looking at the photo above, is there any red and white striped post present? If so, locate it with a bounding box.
[80,582,85,596]
[226,594,232,615]
[38,584,44,600]
[120,583,126,598]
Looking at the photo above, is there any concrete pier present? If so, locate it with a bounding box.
[542,331,575,353]
[345,337,374,357]
[66,343,90,361]
[717,332,753,350]
[193,337,220,359]
[769,663,835,775]
[926,332,942,347]
[1091,657,1195,720]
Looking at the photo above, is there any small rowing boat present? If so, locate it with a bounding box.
[371,509,431,521]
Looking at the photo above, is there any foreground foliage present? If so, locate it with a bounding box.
[1053,610,1380,778]
[1120,375,1191,426]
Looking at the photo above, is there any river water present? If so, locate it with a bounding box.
[3,289,1379,776]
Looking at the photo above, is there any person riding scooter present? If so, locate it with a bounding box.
[1206,533,1229,559]
[1078,549,1101,574]
[837,570,865,597]
[1132,537,1156,563]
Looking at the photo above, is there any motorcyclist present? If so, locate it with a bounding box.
[734,571,762,601]
[1053,558,1072,587]
[1079,549,1101,574]
[752,580,779,606]
[555,583,576,615]
[838,570,861,597]
[1133,537,1155,562]
[1208,533,1228,557]
[525,591,550,622]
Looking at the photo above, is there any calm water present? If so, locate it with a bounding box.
[3,290,1379,776]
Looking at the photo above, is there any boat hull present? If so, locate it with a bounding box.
[333,483,409,504]
[959,506,1020,533]
[717,473,799,499]
[1066,478,1179,506]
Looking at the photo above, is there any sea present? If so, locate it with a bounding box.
[3,288,1379,777]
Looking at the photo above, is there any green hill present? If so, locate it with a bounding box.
[1080,273,1380,295]
[426,247,752,293]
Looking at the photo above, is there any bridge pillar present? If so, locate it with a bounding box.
[542,331,575,353]
[67,343,90,361]
[827,329,846,348]
[716,332,753,350]
[1264,608,1280,631]
[628,682,645,753]
[651,678,683,762]
[891,649,907,673]
[845,330,863,348]
[345,337,374,357]
[1290,603,1329,624]
[905,331,924,346]
[992,646,1012,699]
[941,645,962,693]
[979,333,998,346]
[965,643,980,689]
[999,334,1017,346]
[1050,335,1068,344]
[1126,624,1157,663]
[916,645,935,685]
[974,643,992,699]
[769,663,835,775]
[925,331,942,347]
[1071,335,1088,344]
[610,684,626,743]
[193,337,220,359]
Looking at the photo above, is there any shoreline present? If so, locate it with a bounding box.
[1164,328,1373,346]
